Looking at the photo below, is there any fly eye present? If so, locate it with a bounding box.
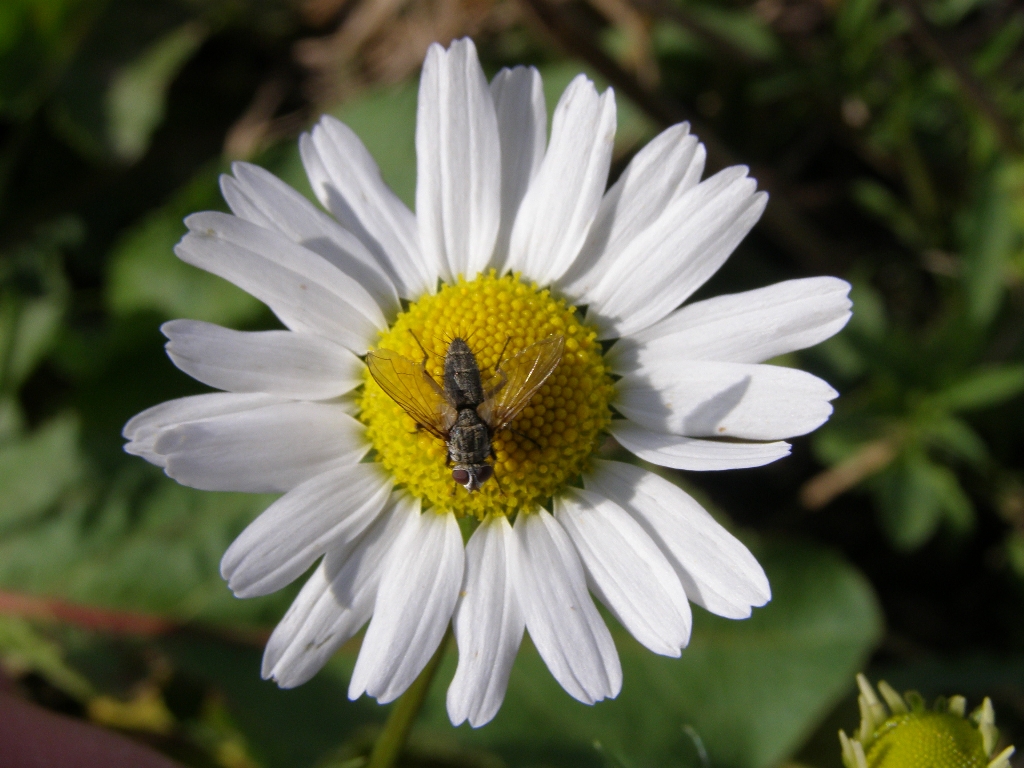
[452,469,470,485]
[476,465,493,482]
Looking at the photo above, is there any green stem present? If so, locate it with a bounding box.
[366,631,450,768]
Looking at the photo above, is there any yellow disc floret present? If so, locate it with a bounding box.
[358,271,614,520]
[866,712,986,768]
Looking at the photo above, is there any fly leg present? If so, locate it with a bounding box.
[409,330,431,369]
[494,336,512,370]
[492,470,506,497]
[484,336,512,399]
[508,427,541,451]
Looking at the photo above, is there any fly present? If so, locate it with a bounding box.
[366,334,566,492]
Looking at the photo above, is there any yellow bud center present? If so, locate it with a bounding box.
[867,712,988,768]
[358,272,614,519]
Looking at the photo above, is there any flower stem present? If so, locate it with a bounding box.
[366,631,450,768]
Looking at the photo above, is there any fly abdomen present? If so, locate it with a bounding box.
[443,338,485,409]
[448,408,491,466]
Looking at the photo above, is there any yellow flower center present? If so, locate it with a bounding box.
[867,713,988,768]
[358,272,614,519]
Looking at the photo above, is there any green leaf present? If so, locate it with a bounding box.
[851,178,924,249]
[685,5,782,62]
[847,274,888,341]
[921,416,987,466]
[0,466,288,625]
[0,414,82,528]
[933,365,1024,412]
[0,0,98,119]
[928,463,974,532]
[0,288,65,394]
[106,21,206,162]
[873,452,944,549]
[872,451,973,548]
[45,0,194,160]
[0,216,77,394]
[162,636,382,768]
[962,163,1017,327]
[106,164,265,326]
[1006,530,1024,580]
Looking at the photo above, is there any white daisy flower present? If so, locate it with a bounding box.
[123,38,851,728]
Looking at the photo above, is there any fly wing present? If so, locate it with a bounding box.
[366,349,457,440]
[478,335,565,432]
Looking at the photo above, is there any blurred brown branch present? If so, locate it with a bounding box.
[0,590,176,636]
[800,437,901,510]
[0,591,271,647]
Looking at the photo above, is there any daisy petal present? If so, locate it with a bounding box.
[611,277,852,365]
[616,360,838,440]
[587,168,768,338]
[261,562,336,687]
[447,516,525,728]
[586,460,771,618]
[123,392,285,466]
[559,123,705,299]
[506,75,616,285]
[416,39,501,282]
[301,116,432,298]
[154,402,367,493]
[262,492,417,688]
[511,508,621,705]
[556,489,691,656]
[349,508,464,704]
[176,212,385,351]
[221,462,393,598]
[490,66,546,269]
[609,421,791,470]
[221,162,399,316]
[162,320,362,401]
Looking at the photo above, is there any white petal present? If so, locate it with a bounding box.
[447,516,525,728]
[123,392,285,466]
[611,277,852,365]
[262,492,418,688]
[301,116,433,298]
[587,168,768,338]
[489,66,546,270]
[586,460,771,618]
[609,421,791,471]
[506,76,616,285]
[556,488,691,656]
[616,360,838,440]
[176,212,384,351]
[511,508,621,705]
[162,320,362,400]
[154,402,367,492]
[559,123,704,300]
[221,462,393,598]
[416,39,501,282]
[349,508,464,704]
[221,162,400,317]
[261,562,337,686]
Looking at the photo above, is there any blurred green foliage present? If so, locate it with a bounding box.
[0,0,1022,765]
